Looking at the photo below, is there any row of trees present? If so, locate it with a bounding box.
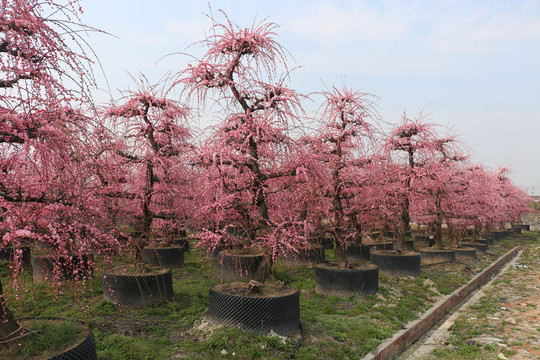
[0,1,530,339]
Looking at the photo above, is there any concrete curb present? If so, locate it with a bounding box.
[362,246,522,360]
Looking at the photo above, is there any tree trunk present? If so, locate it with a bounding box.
[0,279,20,349]
[253,253,272,283]
[335,246,348,264]
[396,196,410,250]
[471,220,481,243]
[142,159,154,235]
[396,150,415,251]
[434,195,443,248]
[447,224,458,248]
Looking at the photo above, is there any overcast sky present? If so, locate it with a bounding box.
[78,0,540,193]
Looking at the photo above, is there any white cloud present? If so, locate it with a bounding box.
[286,1,540,51]
[166,19,208,43]
[282,0,540,77]
[287,1,413,43]
[425,4,540,55]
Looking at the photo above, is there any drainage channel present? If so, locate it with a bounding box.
[398,249,523,359]
[361,246,522,360]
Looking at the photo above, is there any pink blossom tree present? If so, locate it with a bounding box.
[306,86,379,260]
[446,164,494,242]
[175,11,312,280]
[0,0,120,343]
[409,135,468,248]
[487,168,531,230]
[96,77,194,261]
[268,138,330,241]
[382,113,446,250]
[413,160,462,248]
[440,165,530,243]
[348,156,402,236]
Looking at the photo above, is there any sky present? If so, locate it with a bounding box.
[76,0,540,193]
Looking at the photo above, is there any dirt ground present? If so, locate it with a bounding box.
[495,254,540,359]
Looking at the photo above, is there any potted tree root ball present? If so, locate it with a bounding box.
[141,229,187,269]
[454,247,477,262]
[103,262,174,309]
[459,241,487,255]
[207,281,300,336]
[371,250,421,277]
[32,253,94,283]
[315,262,378,297]
[206,242,232,261]
[1,318,98,359]
[419,248,456,266]
[217,248,265,281]
[459,233,487,255]
[413,234,433,248]
[141,245,185,269]
[345,237,394,262]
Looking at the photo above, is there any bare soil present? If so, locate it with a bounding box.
[373,250,419,256]
[213,282,297,298]
[317,261,377,270]
[106,263,168,276]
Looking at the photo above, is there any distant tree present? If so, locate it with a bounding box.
[442,165,531,242]
[411,134,468,248]
[447,164,493,241]
[490,168,531,228]
[352,156,403,236]
[382,113,444,250]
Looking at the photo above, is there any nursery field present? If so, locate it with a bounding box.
[1,2,537,360]
[1,231,537,360]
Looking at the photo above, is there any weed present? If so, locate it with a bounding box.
[94,331,174,360]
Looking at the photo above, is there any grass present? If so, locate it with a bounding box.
[0,232,536,359]
[2,319,87,359]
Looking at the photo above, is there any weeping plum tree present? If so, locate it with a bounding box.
[97,77,194,261]
[443,164,492,242]
[489,168,531,228]
[437,164,530,243]
[0,0,120,345]
[414,161,462,248]
[410,134,467,248]
[307,86,378,261]
[382,113,446,250]
[351,157,404,234]
[175,11,312,281]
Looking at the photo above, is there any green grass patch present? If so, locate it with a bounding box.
[3,319,86,359]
